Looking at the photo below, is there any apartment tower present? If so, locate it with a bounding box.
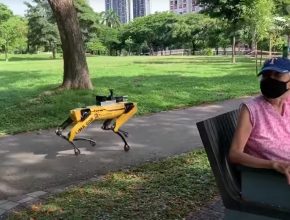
[170,0,202,14]
[132,0,151,18]
[105,0,151,24]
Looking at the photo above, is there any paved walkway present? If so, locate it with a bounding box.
[186,197,225,220]
[0,97,251,216]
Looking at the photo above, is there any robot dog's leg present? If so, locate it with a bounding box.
[56,118,84,155]
[68,139,81,156]
[102,120,130,151]
[56,117,73,136]
[73,137,96,147]
[114,131,130,152]
[57,131,81,156]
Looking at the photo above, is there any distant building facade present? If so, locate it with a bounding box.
[105,0,151,24]
[132,0,151,18]
[105,0,131,23]
[170,0,202,14]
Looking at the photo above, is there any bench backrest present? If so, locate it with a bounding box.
[196,109,241,209]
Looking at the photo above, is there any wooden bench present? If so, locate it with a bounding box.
[196,110,290,219]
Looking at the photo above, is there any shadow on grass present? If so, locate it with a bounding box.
[0,71,59,108]
[133,57,258,65]
[0,56,62,62]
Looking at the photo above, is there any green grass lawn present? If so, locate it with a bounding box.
[10,150,217,220]
[0,54,259,135]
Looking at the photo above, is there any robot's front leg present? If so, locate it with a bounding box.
[56,117,83,155]
[55,117,90,155]
[56,117,73,137]
[73,137,96,147]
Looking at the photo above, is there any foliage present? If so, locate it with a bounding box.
[199,0,246,62]
[242,0,275,43]
[73,0,101,44]
[173,13,218,54]
[100,9,121,28]
[99,26,121,55]
[200,48,214,56]
[206,19,231,50]
[125,36,134,55]
[0,16,27,61]
[274,0,290,16]
[86,37,106,54]
[122,12,179,53]
[200,0,244,25]
[25,0,59,57]
[0,3,13,22]
[25,0,100,56]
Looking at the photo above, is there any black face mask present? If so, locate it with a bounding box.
[260,78,289,99]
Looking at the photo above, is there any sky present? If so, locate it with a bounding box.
[0,0,169,16]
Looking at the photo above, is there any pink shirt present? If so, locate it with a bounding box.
[244,95,290,162]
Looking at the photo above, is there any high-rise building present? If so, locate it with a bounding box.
[105,0,151,24]
[132,0,151,18]
[170,0,202,14]
[105,0,131,24]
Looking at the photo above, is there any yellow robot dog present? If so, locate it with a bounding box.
[56,90,137,155]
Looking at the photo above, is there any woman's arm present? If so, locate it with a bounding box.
[229,104,290,184]
[229,105,273,169]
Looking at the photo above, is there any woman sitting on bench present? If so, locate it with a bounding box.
[229,57,290,185]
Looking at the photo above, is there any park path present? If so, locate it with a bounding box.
[0,96,251,201]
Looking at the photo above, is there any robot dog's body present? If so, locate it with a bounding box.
[56,90,137,155]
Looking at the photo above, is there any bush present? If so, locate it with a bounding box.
[200,48,214,56]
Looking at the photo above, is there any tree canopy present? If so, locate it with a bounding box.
[0,6,27,61]
[25,0,59,58]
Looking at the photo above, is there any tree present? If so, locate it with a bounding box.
[122,12,178,54]
[172,13,216,54]
[74,0,101,44]
[47,0,93,89]
[99,26,121,55]
[274,0,290,15]
[242,0,274,72]
[101,9,121,28]
[86,37,106,55]
[199,0,245,63]
[125,36,134,55]
[206,19,231,55]
[25,0,60,58]
[0,16,27,61]
[268,18,285,55]
[272,17,290,58]
[0,3,13,22]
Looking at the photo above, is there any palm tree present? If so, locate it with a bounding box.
[100,9,121,28]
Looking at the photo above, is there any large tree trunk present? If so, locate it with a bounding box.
[47,0,93,89]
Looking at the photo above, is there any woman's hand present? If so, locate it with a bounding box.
[272,161,290,184]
